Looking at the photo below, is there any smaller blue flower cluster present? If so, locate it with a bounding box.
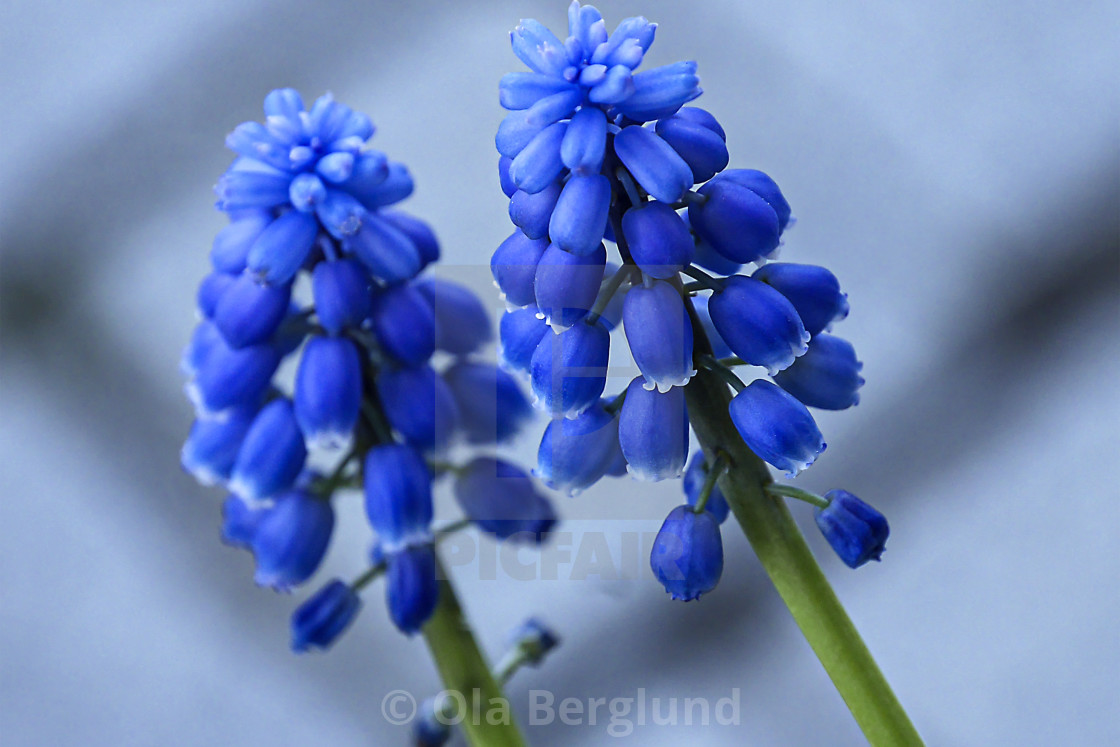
[492,3,873,601]
[182,90,554,650]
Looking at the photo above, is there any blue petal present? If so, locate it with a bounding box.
[350,161,413,210]
[213,272,292,348]
[187,337,280,415]
[288,173,327,212]
[614,126,693,203]
[772,334,864,410]
[509,121,569,194]
[342,212,421,284]
[509,182,561,240]
[491,230,549,307]
[378,210,440,269]
[620,200,694,277]
[443,362,534,444]
[455,458,556,542]
[370,283,436,366]
[510,19,570,77]
[211,212,272,274]
[729,379,826,476]
[524,89,583,128]
[587,64,634,104]
[251,489,334,591]
[534,242,606,330]
[500,72,580,110]
[496,112,547,159]
[655,114,729,183]
[720,169,792,232]
[623,280,694,391]
[291,579,362,652]
[214,168,292,212]
[616,62,701,121]
[181,407,257,487]
[312,259,373,335]
[294,336,363,450]
[530,319,610,418]
[230,399,308,505]
[689,177,780,264]
[650,505,723,601]
[314,189,366,239]
[548,174,611,257]
[245,210,320,285]
[815,490,889,568]
[363,444,433,551]
[221,493,266,549]
[752,263,848,337]
[196,271,238,319]
[415,277,493,356]
[499,306,550,373]
[499,156,517,197]
[708,275,809,375]
[560,107,607,175]
[385,544,439,635]
[535,400,620,495]
[376,364,460,453]
[618,378,689,481]
[316,152,355,184]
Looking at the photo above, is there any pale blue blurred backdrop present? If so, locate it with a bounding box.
[1,1,1118,745]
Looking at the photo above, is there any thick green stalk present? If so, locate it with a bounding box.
[683,348,923,746]
[422,557,527,747]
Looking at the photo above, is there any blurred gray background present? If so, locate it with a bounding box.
[2,1,1118,744]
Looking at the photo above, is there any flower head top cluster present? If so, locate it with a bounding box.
[182,90,557,653]
[492,3,885,603]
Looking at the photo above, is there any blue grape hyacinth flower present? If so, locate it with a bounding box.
[650,505,724,601]
[815,490,889,568]
[291,579,362,652]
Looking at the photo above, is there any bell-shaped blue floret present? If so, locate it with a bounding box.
[530,319,610,418]
[815,490,889,569]
[720,169,792,232]
[621,201,694,278]
[561,107,607,176]
[443,361,533,444]
[499,306,551,374]
[655,107,728,183]
[534,242,606,330]
[181,406,257,487]
[211,212,271,274]
[509,181,561,240]
[773,334,864,410]
[623,280,694,391]
[214,165,292,212]
[650,505,723,601]
[689,176,780,264]
[291,579,362,652]
[454,458,557,542]
[729,379,826,476]
[213,272,292,349]
[196,272,237,319]
[708,275,809,375]
[752,262,849,337]
[312,259,372,336]
[230,398,308,505]
[614,126,693,203]
[500,72,580,110]
[509,121,569,194]
[510,18,570,77]
[293,336,362,450]
[314,189,366,239]
[496,111,549,160]
[359,161,416,209]
[363,444,433,552]
[492,230,549,307]
[535,399,620,495]
[187,336,280,415]
[508,615,561,664]
[549,174,611,256]
[386,543,439,635]
[246,210,321,285]
[618,378,689,481]
[376,365,460,453]
[220,493,266,549]
[370,282,436,366]
[342,212,421,284]
[415,277,493,356]
[251,489,334,591]
[379,210,440,270]
[682,454,730,524]
[691,294,732,360]
[616,62,702,122]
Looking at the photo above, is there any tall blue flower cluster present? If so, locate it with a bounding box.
[493,3,873,600]
[182,90,554,649]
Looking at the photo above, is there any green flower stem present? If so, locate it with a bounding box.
[422,555,527,747]
[766,482,831,509]
[682,314,922,746]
